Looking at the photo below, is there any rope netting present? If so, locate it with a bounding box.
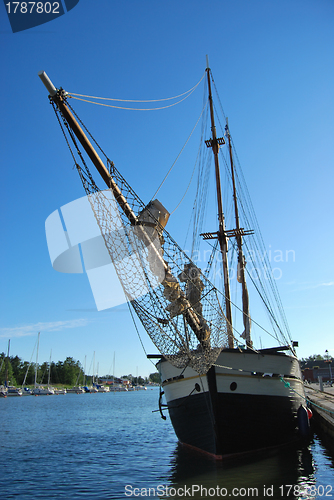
[85,183,229,375]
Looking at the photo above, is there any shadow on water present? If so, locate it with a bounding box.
[164,439,322,499]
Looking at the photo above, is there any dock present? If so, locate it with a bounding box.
[305,383,334,452]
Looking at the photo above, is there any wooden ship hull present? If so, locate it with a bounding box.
[158,349,307,458]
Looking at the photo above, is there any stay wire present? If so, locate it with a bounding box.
[126,300,157,369]
[68,73,205,103]
[153,100,208,213]
[69,74,205,111]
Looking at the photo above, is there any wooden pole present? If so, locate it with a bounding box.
[206,63,234,348]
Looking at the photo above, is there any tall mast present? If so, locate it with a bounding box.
[48,349,52,388]
[35,332,40,388]
[5,339,10,387]
[205,59,234,348]
[225,119,252,348]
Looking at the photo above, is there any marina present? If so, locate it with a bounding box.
[0,388,333,499]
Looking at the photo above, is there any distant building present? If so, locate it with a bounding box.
[301,358,333,382]
[100,377,130,386]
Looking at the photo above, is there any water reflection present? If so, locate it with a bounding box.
[166,441,319,499]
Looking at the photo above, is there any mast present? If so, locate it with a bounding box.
[93,351,95,386]
[205,59,234,348]
[225,120,252,347]
[48,349,52,388]
[35,332,40,388]
[5,339,10,387]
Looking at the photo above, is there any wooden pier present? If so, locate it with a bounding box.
[305,384,334,452]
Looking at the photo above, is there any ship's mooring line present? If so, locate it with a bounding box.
[281,378,334,415]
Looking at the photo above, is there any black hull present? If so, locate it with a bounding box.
[167,390,302,458]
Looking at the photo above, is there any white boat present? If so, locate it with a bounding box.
[96,384,110,392]
[112,385,128,392]
[6,386,23,397]
[66,386,85,394]
[32,386,54,396]
[0,386,7,398]
[21,387,33,396]
[40,63,310,458]
[84,385,98,393]
[54,388,67,395]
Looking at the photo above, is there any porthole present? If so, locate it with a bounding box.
[230,382,237,391]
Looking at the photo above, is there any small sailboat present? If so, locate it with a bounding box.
[39,61,309,457]
[6,386,23,396]
[32,333,54,396]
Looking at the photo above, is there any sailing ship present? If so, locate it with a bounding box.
[39,62,310,458]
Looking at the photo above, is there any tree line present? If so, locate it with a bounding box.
[0,353,161,387]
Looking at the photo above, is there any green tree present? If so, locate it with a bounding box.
[0,353,17,386]
[56,357,84,385]
[149,372,161,384]
[300,354,324,364]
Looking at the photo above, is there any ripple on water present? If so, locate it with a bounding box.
[0,390,333,499]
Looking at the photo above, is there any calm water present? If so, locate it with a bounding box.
[1,388,333,499]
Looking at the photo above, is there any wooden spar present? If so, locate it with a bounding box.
[38,71,136,225]
[205,63,234,348]
[226,119,252,347]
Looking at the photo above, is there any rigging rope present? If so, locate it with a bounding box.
[210,75,293,347]
[126,300,157,369]
[152,100,208,208]
[68,73,205,103]
[68,74,205,111]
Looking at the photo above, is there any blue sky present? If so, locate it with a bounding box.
[1,0,333,378]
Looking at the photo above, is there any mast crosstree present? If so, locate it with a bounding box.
[202,60,253,348]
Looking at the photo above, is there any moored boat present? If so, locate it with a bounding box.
[32,386,55,396]
[66,386,85,394]
[6,386,23,397]
[39,62,309,458]
[54,388,67,395]
[95,384,110,392]
[21,387,33,396]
